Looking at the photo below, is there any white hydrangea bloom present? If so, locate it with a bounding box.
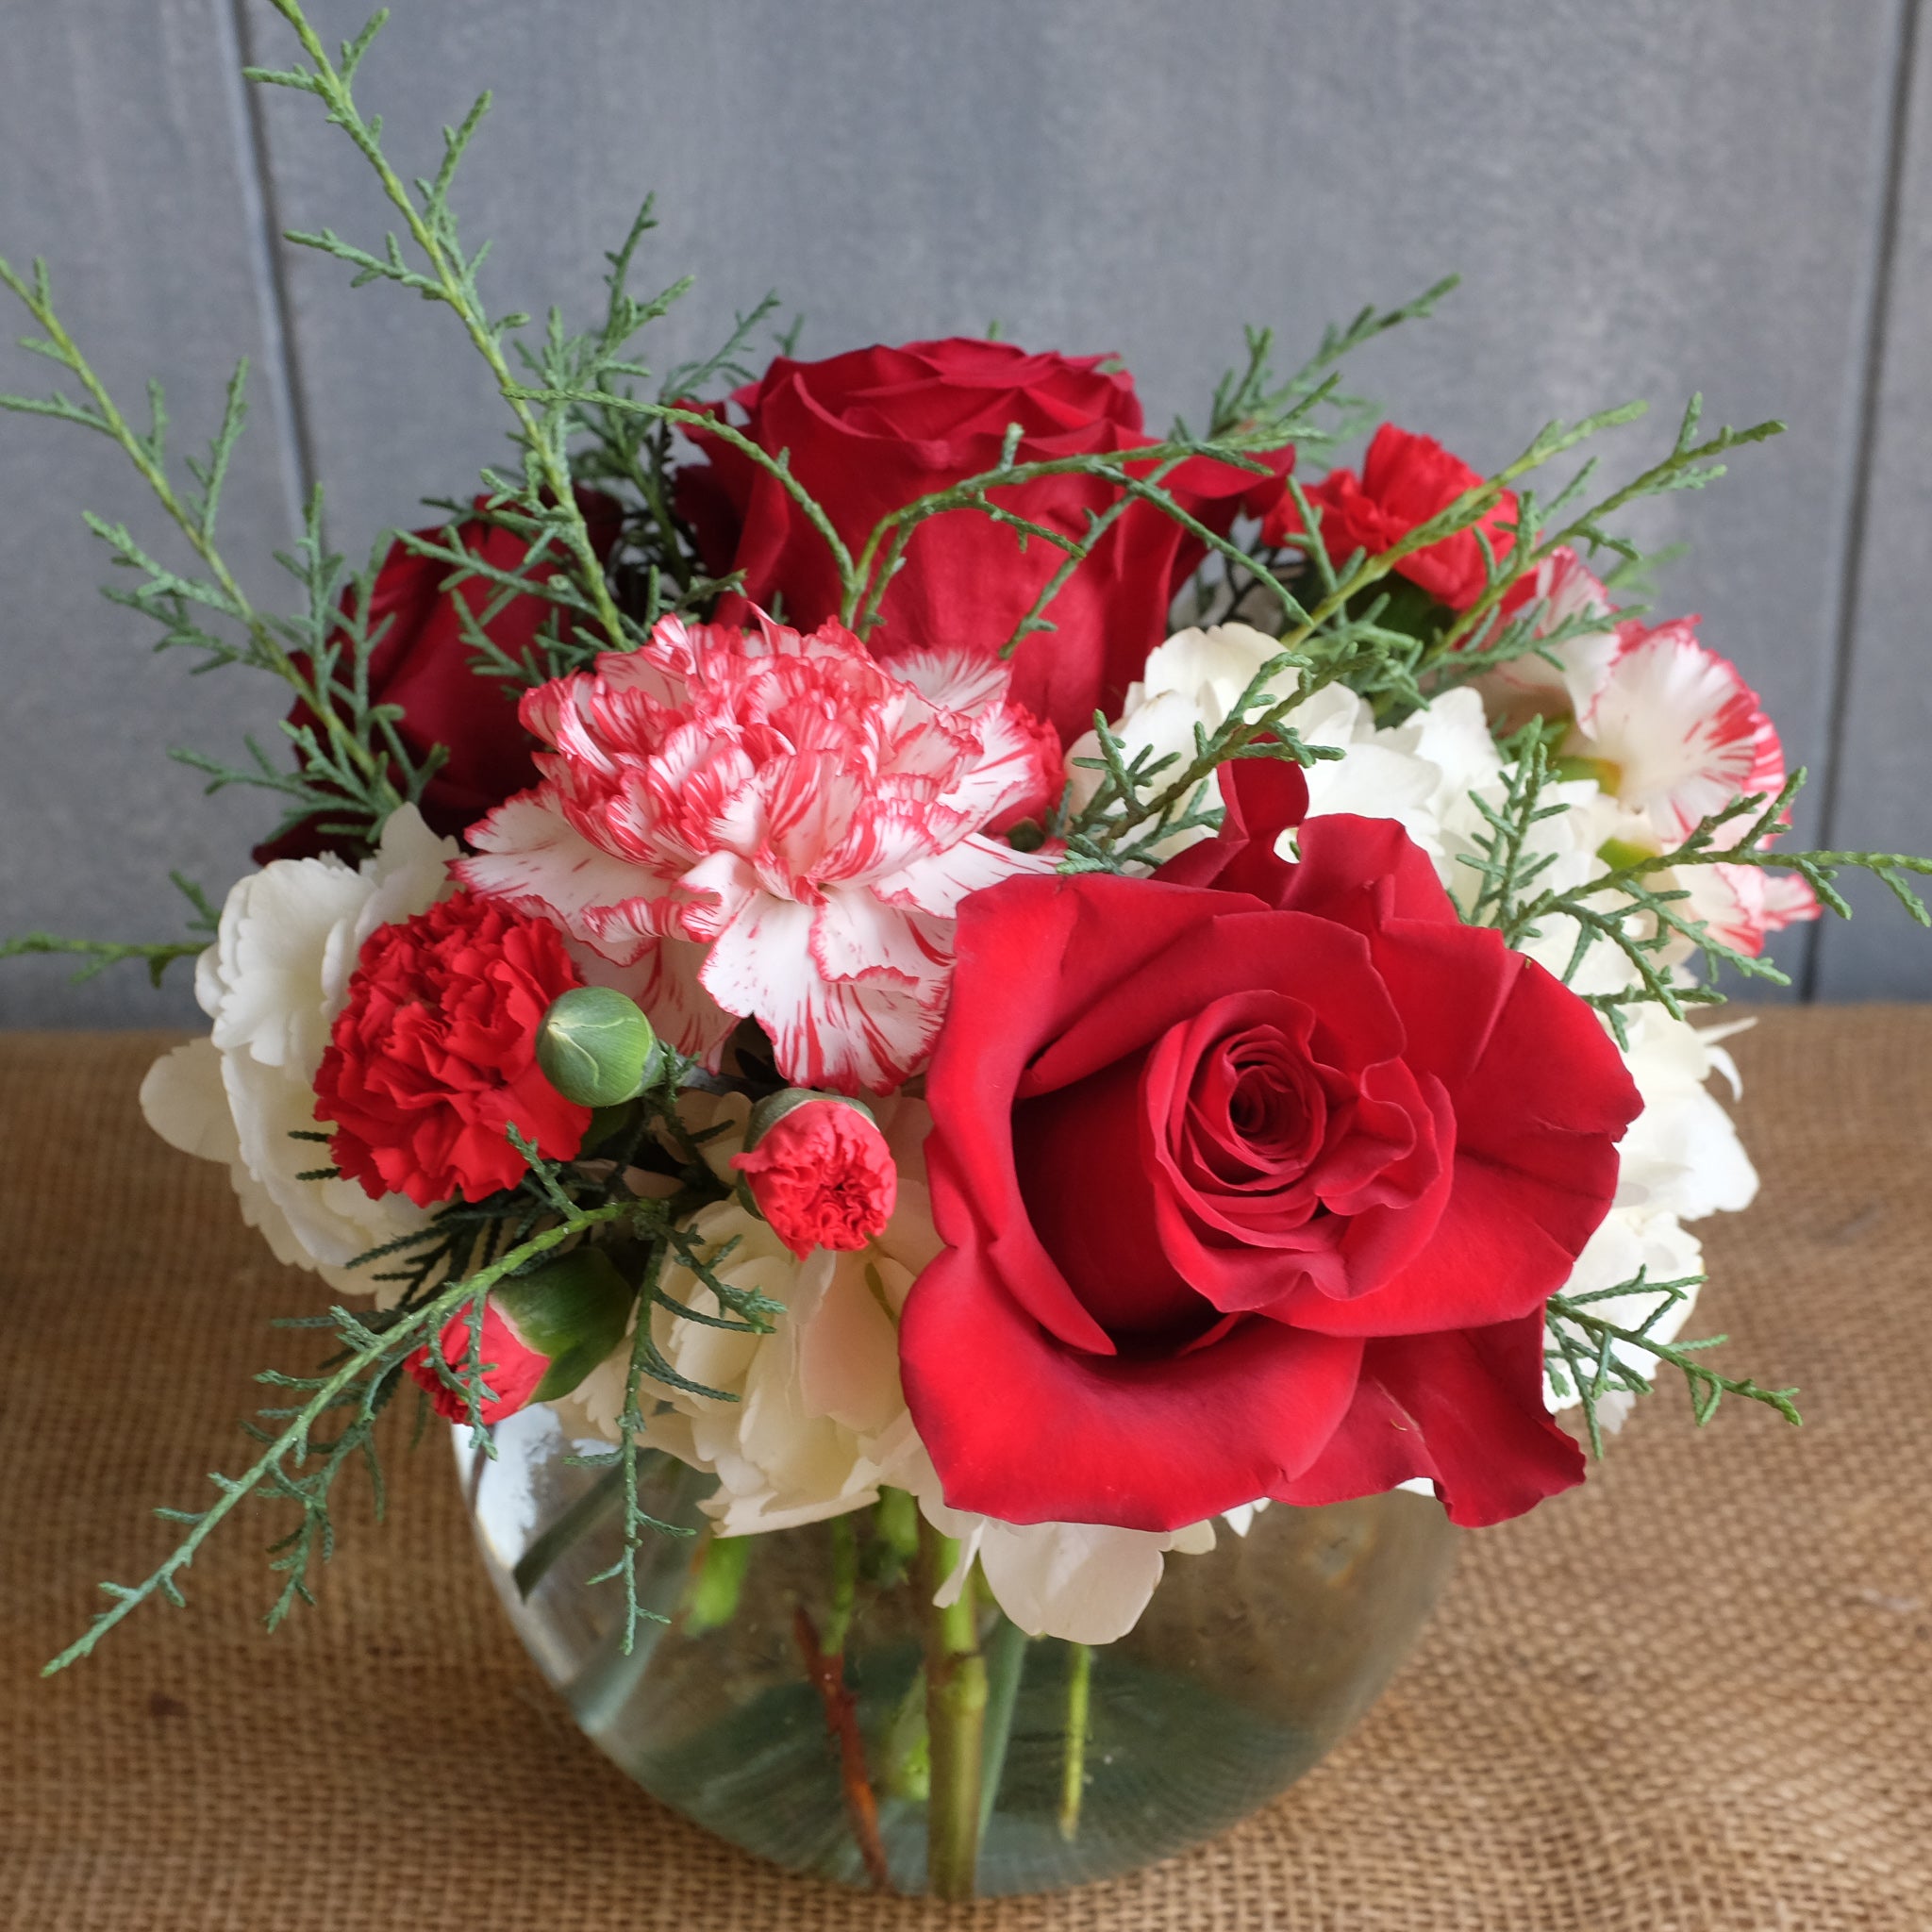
[139,806,457,1297]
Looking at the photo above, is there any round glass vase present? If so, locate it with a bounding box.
[462,1406,1457,1901]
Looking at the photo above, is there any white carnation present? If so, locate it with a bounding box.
[564,1089,1222,1642]
[139,805,457,1296]
[566,1091,935,1537]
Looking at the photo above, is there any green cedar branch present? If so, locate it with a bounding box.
[1546,1274,1801,1461]
[43,1197,638,1675]
[248,3,627,650]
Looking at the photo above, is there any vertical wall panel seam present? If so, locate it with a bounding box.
[213,0,317,536]
[1804,0,1923,999]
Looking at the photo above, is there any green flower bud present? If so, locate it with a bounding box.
[492,1248,635,1405]
[536,986,660,1108]
[741,1085,876,1149]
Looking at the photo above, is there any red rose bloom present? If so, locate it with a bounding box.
[257,491,623,862]
[899,758,1640,1532]
[678,339,1291,745]
[1262,425,1517,612]
[316,891,591,1206]
[732,1099,898,1257]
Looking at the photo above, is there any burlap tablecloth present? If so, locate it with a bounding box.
[2,1015,1927,1930]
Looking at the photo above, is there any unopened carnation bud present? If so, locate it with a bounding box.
[406,1248,632,1424]
[731,1091,896,1258]
[536,986,660,1108]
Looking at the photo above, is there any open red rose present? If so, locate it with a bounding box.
[1262,424,1516,613]
[256,491,623,863]
[678,339,1291,745]
[899,758,1640,1532]
[316,890,591,1206]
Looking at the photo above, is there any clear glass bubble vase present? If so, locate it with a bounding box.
[462,1406,1457,1901]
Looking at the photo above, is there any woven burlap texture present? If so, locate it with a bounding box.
[2,1016,1926,1931]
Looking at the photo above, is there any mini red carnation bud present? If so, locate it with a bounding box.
[730,1091,897,1257]
[407,1249,632,1424]
[408,1297,549,1425]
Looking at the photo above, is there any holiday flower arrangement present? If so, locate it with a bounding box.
[9,3,1932,1903]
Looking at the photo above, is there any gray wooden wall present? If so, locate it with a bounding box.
[4,0,1928,1025]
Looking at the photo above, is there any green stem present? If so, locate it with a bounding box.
[510,1460,625,1600]
[917,1518,987,1902]
[824,1512,859,1654]
[977,1611,1029,1842]
[1059,1641,1092,1842]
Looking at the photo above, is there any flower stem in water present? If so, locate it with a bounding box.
[794,1522,891,1893]
[978,1613,1029,1841]
[1059,1641,1092,1842]
[918,1517,988,1901]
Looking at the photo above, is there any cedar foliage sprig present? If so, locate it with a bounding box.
[42,1193,638,1676]
[1460,750,1932,1042]
[243,3,628,653]
[42,1029,765,1674]
[1544,1270,1802,1460]
[0,261,442,850]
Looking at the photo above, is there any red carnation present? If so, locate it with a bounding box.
[1263,424,1517,613]
[732,1097,897,1257]
[407,1298,549,1425]
[899,757,1641,1533]
[677,338,1291,745]
[316,891,591,1206]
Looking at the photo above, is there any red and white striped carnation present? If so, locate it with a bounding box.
[457,613,1059,1094]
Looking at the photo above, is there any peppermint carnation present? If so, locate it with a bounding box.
[732,1096,898,1257]
[1475,577,1821,958]
[458,613,1059,1093]
[316,891,591,1206]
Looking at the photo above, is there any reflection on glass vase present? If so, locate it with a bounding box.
[462,1406,1457,1901]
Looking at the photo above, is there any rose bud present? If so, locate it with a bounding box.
[730,1091,897,1257]
[536,986,661,1108]
[406,1247,632,1424]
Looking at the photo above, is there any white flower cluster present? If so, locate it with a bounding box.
[558,1090,1219,1645]
[139,807,457,1298]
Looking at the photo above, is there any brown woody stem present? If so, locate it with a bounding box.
[792,1601,892,1892]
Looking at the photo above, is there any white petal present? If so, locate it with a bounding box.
[458,791,661,962]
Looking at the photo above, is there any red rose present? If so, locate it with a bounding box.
[731,1095,898,1257]
[679,339,1290,745]
[256,491,623,862]
[1262,425,1517,612]
[316,890,591,1206]
[899,758,1640,1532]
